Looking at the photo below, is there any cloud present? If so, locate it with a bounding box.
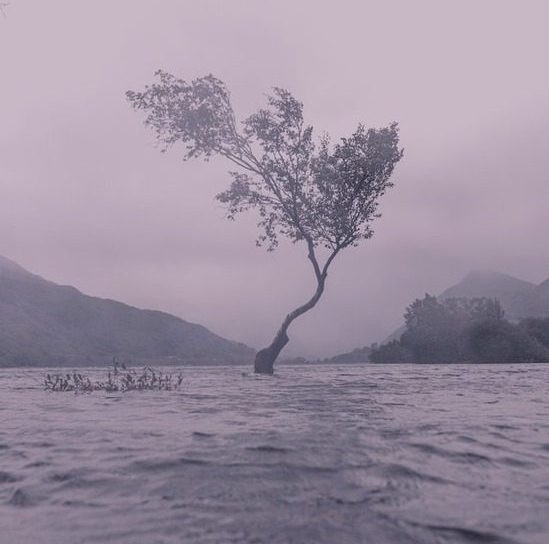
[1,0,549,356]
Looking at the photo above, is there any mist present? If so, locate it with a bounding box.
[2,0,549,357]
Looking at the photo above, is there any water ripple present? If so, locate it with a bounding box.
[0,363,548,544]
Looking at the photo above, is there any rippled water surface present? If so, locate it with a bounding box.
[1,364,549,544]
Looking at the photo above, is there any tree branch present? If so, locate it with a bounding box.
[306,237,322,282]
[321,246,341,278]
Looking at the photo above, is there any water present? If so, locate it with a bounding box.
[1,364,549,544]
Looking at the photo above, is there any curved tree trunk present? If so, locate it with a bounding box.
[254,240,341,374]
[254,278,326,374]
[253,329,290,374]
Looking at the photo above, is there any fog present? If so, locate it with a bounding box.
[2,0,549,357]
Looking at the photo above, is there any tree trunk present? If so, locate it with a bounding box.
[253,243,341,375]
[254,329,289,375]
[254,278,326,375]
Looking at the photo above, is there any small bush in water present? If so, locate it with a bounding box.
[44,363,183,392]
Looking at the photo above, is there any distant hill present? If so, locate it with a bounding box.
[0,256,254,367]
[382,270,549,343]
[435,269,549,321]
[439,270,537,320]
[326,269,549,362]
[521,278,549,319]
[316,346,371,365]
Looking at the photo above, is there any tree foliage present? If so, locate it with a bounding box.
[519,317,549,348]
[127,72,402,254]
[371,294,549,364]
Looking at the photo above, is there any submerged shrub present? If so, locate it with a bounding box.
[44,363,183,392]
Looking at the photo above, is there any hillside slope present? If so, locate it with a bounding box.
[439,270,537,320]
[0,256,254,367]
[327,270,549,362]
[383,270,549,343]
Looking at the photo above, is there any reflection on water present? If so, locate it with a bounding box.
[1,364,549,544]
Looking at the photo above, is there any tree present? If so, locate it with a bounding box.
[127,72,403,373]
[369,340,413,364]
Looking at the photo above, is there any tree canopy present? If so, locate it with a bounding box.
[127,72,402,254]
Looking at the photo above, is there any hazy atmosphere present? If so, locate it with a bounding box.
[2,0,549,357]
[4,3,549,544]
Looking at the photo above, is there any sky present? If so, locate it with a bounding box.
[1,0,549,357]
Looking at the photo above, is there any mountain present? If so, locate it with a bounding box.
[438,270,549,320]
[0,256,254,367]
[385,270,549,340]
[439,270,537,320]
[326,269,549,362]
[524,278,549,319]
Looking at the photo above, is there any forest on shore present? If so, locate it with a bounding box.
[370,295,549,364]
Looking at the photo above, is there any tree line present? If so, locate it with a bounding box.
[371,294,549,364]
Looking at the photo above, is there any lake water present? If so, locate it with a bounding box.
[1,364,549,544]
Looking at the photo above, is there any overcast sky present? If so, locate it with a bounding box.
[1,0,549,357]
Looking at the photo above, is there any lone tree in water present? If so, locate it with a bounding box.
[127,72,403,374]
